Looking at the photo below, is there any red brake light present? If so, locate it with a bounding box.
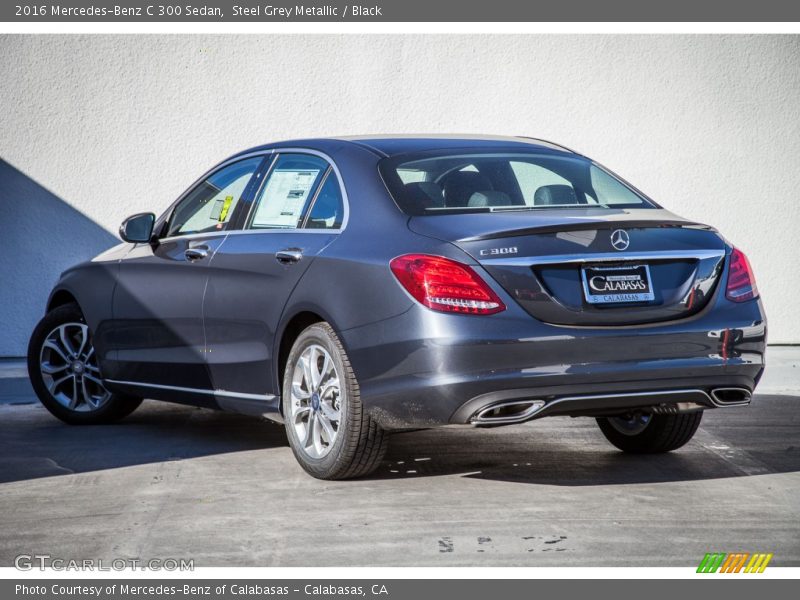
[726,247,759,303]
[390,254,506,315]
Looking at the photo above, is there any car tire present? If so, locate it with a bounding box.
[282,322,388,480]
[27,302,142,425]
[596,411,703,453]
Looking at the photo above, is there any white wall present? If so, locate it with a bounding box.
[1,34,798,355]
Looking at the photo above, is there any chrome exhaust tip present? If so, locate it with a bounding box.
[709,387,752,407]
[471,399,546,425]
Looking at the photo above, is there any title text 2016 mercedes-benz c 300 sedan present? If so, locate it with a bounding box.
[28,136,766,479]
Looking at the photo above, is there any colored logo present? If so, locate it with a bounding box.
[697,552,773,573]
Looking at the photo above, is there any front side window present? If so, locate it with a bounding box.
[166,156,262,237]
[248,154,328,229]
[379,152,656,216]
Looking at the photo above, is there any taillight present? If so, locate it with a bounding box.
[726,247,759,303]
[390,254,506,315]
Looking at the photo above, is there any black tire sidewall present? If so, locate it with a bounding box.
[282,323,354,478]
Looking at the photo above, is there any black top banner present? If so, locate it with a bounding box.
[4,0,800,22]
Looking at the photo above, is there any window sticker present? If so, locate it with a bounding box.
[210,195,235,222]
[252,169,320,228]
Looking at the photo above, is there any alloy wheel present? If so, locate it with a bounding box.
[289,344,342,459]
[39,322,111,412]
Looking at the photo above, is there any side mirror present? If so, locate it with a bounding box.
[119,212,156,243]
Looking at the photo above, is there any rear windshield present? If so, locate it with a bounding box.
[378,152,656,216]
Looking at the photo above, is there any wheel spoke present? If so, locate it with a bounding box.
[83,373,105,387]
[317,413,336,442]
[68,377,79,409]
[303,412,316,448]
[40,361,68,375]
[320,353,332,382]
[291,381,310,400]
[74,324,89,358]
[81,379,95,408]
[312,415,325,456]
[308,347,322,389]
[43,339,70,363]
[59,326,77,358]
[300,355,314,393]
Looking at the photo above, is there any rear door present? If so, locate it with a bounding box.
[202,151,346,399]
[106,155,265,391]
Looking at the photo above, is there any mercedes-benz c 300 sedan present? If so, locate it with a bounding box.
[28,135,766,479]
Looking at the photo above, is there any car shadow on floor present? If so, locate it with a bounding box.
[374,394,800,486]
[1,395,797,487]
[0,401,288,484]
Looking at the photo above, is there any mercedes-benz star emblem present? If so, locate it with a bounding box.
[610,229,630,251]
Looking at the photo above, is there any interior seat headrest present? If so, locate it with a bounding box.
[403,181,444,209]
[533,184,580,206]
[442,171,494,207]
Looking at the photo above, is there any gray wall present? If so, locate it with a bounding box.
[1,35,798,355]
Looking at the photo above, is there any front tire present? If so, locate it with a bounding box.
[27,302,142,425]
[282,322,387,480]
[596,411,703,453]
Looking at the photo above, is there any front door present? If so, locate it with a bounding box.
[105,155,265,392]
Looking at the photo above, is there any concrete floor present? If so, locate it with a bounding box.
[0,379,798,566]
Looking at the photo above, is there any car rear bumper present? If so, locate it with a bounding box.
[340,296,767,430]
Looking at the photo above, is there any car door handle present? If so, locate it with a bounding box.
[275,249,303,264]
[184,247,209,261]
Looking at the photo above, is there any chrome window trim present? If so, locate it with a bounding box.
[480,249,725,267]
[241,147,350,234]
[155,230,235,244]
[225,228,342,237]
[106,379,276,402]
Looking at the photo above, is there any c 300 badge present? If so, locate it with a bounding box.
[479,246,518,256]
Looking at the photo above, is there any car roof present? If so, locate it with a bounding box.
[335,134,577,156]
[232,135,578,160]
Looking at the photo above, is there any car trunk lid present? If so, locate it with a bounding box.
[409,208,727,326]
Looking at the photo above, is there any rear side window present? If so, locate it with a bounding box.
[379,152,655,216]
[248,154,328,229]
[304,173,344,229]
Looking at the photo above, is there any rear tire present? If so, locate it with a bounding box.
[27,303,142,425]
[282,322,388,480]
[596,411,703,453]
